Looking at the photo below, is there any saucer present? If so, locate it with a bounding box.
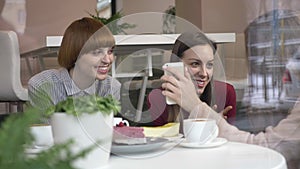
[179,137,227,148]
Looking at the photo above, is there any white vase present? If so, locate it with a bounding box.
[50,112,113,169]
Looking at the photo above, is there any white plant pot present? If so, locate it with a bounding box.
[50,112,113,169]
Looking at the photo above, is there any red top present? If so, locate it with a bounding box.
[147,80,236,126]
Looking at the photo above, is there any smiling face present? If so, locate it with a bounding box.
[76,47,115,81]
[181,44,214,95]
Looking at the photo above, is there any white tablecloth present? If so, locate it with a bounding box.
[107,141,287,169]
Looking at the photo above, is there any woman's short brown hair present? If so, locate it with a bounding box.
[58,17,115,70]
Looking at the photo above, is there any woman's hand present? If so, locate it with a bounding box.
[213,105,232,119]
[161,66,201,113]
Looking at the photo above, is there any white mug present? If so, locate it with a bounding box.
[113,117,129,126]
[30,124,54,148]
[183,118,219,144]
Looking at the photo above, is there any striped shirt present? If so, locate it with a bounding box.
[28,68,121,111]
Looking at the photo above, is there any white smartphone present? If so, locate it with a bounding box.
[163,62,184,105]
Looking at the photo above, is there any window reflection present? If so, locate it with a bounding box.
[246,9,300,102]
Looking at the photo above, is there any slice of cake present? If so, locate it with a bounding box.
[113,126,147,145]
[142,123,180,137]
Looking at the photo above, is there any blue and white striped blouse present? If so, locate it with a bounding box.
[28,68,121,111]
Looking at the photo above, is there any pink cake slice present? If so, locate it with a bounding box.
[113,126,147,145]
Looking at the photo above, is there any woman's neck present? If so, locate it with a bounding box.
[69,68,95,90]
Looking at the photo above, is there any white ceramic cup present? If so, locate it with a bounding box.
[113,117,129,126]
[183,118,219,144]
[30,124,54,148]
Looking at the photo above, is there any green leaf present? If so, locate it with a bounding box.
[0,107,97,169]
[45,95,120,117]
[87,9,136,34]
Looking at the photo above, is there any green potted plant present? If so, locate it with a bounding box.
[0,107,96,169]
[0,95,120,169]
[88,9,136,35]
[163,6,176,34]
[46,95,120,169]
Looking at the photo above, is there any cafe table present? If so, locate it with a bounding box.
[107,141,287,169]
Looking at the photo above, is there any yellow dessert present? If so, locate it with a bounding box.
[142,123,180,137]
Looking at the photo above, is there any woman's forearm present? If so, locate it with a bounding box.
[188,102,268,145]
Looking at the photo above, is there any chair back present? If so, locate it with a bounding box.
[0,30,28,101]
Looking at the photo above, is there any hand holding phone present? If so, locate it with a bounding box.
[163,62,184,105]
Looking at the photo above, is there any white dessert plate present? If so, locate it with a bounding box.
[111,137,169,154]
[179,137,228,148]
[163,133,184,141]
[25,146,51,154]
